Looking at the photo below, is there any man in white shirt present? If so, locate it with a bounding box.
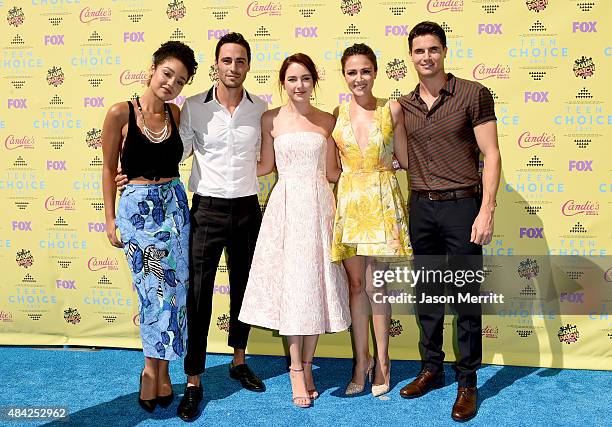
[177,33,268,421]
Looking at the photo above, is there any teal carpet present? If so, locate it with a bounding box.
[0,347,610,426]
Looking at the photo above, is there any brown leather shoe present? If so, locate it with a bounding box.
[451,387,478,422]
[399,370,445,399]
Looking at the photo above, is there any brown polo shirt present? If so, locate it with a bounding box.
[398,73,496,191]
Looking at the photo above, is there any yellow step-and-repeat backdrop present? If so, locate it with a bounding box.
[0,0,610,370]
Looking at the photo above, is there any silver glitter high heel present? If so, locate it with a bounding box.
[345,357,374,395]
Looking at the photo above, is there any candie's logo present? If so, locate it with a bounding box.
[5,135,35,150]
[472,63,510,80]
[0,311,13,323]
[7,6,25,27]
[558,324,579,344]
[518,132,555,148]
[16,249,34,268]
[341,0,362,16]
[80,7,111,23]
[119,70,148,86]
[427,0,464,13]
[389,318,403,337]
[45,196,76,211]
[482,325,498,339]
[88,257,119,271]
[166,0,186,21]
[573,56,595,79]
[64,307,81,324]
[86,128,102,149]
[526,0,548,13]
[217,313,230,332]
[561,200,599,216]
[518,258,539,280]
[46,66,65,87]
[246,1,282,17]
[386,59,407,81]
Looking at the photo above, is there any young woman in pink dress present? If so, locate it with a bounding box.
[239,53,351,408]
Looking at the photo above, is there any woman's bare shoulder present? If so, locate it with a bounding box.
[314,108,336,134]
[106,101,130,122]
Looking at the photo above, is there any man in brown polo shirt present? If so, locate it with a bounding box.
[397,21,501,422]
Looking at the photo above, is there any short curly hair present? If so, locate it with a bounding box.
[152,41,198,84]
[340,43,378,74]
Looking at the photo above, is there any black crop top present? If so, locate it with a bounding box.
[120,99,183,181]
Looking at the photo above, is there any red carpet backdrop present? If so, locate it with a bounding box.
[0,0,610,370]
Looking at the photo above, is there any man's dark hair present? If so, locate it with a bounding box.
[408,21,447,52]
[215,32,251,64]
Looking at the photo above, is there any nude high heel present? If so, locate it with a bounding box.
[289,367,312,408]
[302,360,319,400]
[372,361,391,397]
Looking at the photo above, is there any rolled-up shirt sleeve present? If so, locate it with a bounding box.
[470,86,497,127]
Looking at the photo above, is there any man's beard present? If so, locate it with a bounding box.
[219,75,244,88]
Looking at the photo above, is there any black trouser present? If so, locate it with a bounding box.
[184,194,261,376]
[409,193,483,388]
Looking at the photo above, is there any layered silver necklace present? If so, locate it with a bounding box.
[136,97,169,143]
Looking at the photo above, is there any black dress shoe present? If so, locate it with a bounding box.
[138,371,157,413]
[229,362,266,392]
[157,391,174,408]
[177,385,203,421]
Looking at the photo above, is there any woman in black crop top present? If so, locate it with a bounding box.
[101,41,197,413]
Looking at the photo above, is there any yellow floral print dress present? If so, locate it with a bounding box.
[331,98,412,262]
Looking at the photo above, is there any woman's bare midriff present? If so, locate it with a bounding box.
[128,176,177,185]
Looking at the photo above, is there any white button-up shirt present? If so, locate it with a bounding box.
[179,85,267,198]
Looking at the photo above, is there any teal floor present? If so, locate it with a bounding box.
[1,347,610,426]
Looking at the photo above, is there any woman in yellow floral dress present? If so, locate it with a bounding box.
[331,44,412,397]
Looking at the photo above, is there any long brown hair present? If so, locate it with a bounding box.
[278,53,319,93]
[340,43,377,74]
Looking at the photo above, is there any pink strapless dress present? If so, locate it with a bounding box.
[239,131,351,335]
